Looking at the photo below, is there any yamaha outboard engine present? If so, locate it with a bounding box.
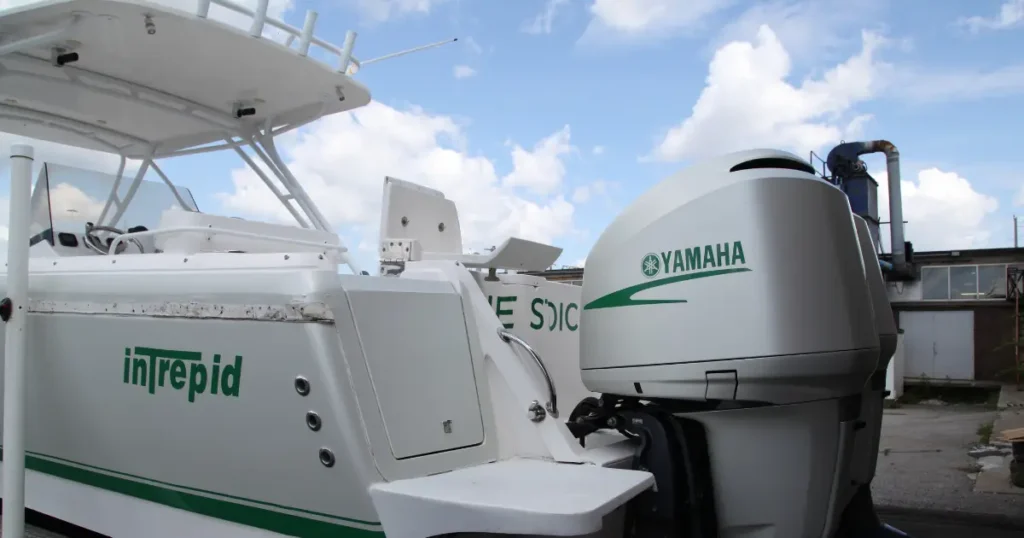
[569,149,913,537]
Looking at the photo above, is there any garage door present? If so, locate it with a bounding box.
[900,310,974,381]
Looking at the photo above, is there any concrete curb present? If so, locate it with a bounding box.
[877,505,1024,530]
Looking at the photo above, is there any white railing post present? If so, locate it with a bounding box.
[339,30,357,74]
[298,10,317,56]
[196,0,212,18]
[2,144,34,538]
[249,0,269,37]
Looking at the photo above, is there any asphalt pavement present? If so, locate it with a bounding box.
[872,401,1024,538]
[872,405,1024,519]
[880,507,1024,538]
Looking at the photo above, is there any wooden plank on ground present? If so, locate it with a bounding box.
[1000,427,1024,441]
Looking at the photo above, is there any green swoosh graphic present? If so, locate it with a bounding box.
[583,267,752,310]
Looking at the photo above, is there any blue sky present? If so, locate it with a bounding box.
[3,0,1024,270]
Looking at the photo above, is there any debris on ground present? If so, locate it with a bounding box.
[874,404,1024,516]
[969,443,1011,459]
[971,391,1024,494]
[919,398,949,406]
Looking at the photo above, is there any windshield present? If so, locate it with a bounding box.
[31,162,198,241]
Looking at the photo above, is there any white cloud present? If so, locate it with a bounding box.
[347,0,450,23]
[571,179,611,204]
[523,0,568,34]
[712,0,887,65]
[48,182,106,224]
[502,125,573,196]
[453,65,477,79]
[0,133,133,176]
[581,0,733,43]
[959,0,1024,33]
[591,145,605,155]
[571,186,590,204]
[889,63,1024,103]
[648,25,887,162]
[874,167,999,252]
[463,36,484,55]
[218,102,576,261]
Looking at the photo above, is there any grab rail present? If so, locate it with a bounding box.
[108,226,348,257]
[497,328,559,419]
[196,0,360,74]
[196,0,455,76]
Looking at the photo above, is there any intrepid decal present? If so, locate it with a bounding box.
[123,346,243,402]
[585,241,752,311]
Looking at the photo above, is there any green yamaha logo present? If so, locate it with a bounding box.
[639,241,748,280]
[641,253,660,278]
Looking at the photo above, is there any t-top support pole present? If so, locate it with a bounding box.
[2,144,34,538]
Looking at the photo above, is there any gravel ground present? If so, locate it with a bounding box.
[872,405,1024,520]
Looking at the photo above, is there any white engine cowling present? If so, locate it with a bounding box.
[579,149,880,405]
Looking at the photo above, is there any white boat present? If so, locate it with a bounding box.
[0,1,913,537]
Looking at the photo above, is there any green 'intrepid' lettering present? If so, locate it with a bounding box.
[123,347,243,402]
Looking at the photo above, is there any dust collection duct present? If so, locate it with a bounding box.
[826,140,914,279]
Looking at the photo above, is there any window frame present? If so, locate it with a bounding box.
[918,263,1008,301]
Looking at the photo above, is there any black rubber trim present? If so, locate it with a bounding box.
[729,157,816,175]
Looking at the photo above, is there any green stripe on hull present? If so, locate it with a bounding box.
[0,448,383,537]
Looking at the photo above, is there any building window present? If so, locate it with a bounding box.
[921,266,950,300]
[978,264,1008,299]
[949,266,978,299]
[919,263,1008,301]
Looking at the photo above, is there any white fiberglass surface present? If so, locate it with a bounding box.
[0,0,371,157]
[30,162,198,239]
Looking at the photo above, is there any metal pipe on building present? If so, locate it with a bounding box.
[826,140,907,271]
